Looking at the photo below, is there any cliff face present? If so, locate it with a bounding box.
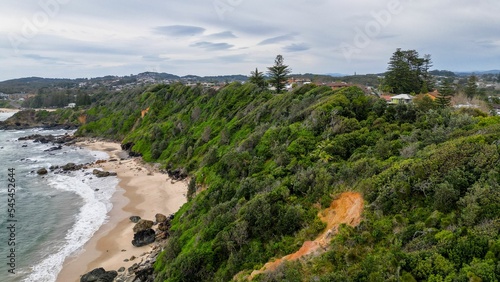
[76,83,500,281]
[0,109,81,130]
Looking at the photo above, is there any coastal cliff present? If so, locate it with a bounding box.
[71,83,500,281]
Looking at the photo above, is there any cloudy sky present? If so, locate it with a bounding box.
[1,0,499,81]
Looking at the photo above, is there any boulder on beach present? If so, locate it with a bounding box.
[155,213,167,223]
[132,229,156,247]
[129,216,141,223]
[80,267,117,282]
[133,219,154,233]
[92,169,117,178]
[158,221,171,232]
[37,168,48,175]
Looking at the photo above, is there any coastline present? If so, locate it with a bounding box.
[0,107,20,113]
[56,140,188,282]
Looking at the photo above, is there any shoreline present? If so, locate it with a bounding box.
[0,107,20,113]
[56,140,187,282]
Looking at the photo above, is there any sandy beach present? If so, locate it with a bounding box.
[56,140,187,282]
[0,108,20,113]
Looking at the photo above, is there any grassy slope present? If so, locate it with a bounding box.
[77,83,500,281]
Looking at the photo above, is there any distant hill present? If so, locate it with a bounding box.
[455,70,500,76]
[0,72,249,94]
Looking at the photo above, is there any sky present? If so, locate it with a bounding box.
[1,0,499,81]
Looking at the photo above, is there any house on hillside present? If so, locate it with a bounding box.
[380,94,392,103]
[390,94,413,104]
[67,103,76,108]
[327,82,353,90]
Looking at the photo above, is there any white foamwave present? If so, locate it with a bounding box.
[23,170,118,282]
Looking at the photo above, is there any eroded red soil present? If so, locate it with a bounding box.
[248,192,364,280]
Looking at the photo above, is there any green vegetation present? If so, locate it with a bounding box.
[436,79,455,108]
[384,49,434,94]
[77,82,500,281]
[249,68,267,89]
[267,55,291,93]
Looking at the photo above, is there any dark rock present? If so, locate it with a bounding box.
[49,165,59,170]
[18,133,76,145]
[44,145,62,152]
[129,216,141,223]
[80,267,117,282]
[133,220,154,233]
[121,142,142,157]
[132,229,155,247]
[157,222,171,232]
[37,168,48,175]
[155,213,167,223]
[22,144,28,147]
[62,163,82,171]
[117,267,125,273]
[134,267,154,282]
[167,168,188,181]
[92,169,117,178]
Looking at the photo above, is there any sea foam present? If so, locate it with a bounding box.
[23,170,118,282]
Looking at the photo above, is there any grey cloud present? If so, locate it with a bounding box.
[22,54,79,65]
[23,54,60,62]
[142,55,169,61]
[154,25,205,37]
[191,41,234,51]
[474,39,500,49]
[258,33,297,45]
[283,43,309,52]
[217,54,247,63]
[208,31,237,39]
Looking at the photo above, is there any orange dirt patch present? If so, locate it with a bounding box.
[248,192,363,280]
[141,107,150,118]
[78,114,87,124]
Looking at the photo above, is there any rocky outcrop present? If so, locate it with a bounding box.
[80,267,117,282]
[114,244,162,282]
[18,133,76,144]
[44,145,62,152]
[121,142,142,157]
[62,163,83,171]
[131,229,155,247]
[167,168,188,181]
[92,169,117,178]
[37,168,48,175]
[155,213,167,223]
[133,220,154,233]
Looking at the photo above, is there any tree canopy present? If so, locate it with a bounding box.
[249,68,266,88]
[384,48,433,94]
[267,55,291,93]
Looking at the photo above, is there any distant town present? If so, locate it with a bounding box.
[1,70,500,114]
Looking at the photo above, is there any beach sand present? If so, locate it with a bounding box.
[56,140,187,282]
[0,108,20,112]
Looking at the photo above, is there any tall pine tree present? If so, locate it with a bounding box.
[465,75,478,102]
[436,79,455,108]
[384,48,432,94]
[267,55,291,93]
[249,68,266,88]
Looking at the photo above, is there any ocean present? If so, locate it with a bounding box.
[0,111,118,282]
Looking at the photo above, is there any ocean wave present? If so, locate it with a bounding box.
[23,170,117,282]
